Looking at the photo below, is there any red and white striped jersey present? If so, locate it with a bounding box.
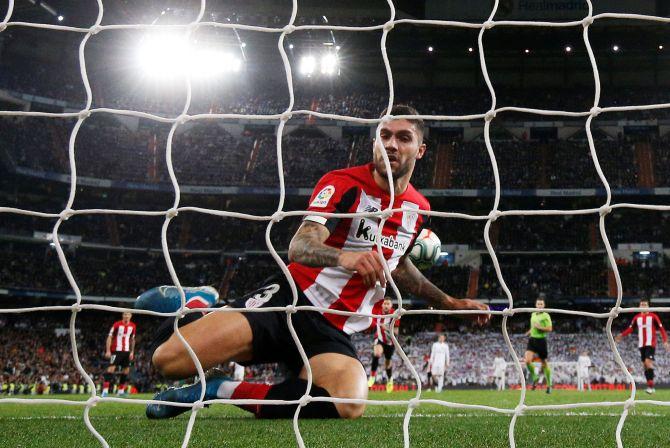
[288,164,430,335]
[372,306,400,345]
[108,321,136,352]
[620,313,668,348]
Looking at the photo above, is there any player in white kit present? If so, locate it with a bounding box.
[577,351,591,391]
[429,334,450,393]
[493,352,507,391]
[230,362,245,382]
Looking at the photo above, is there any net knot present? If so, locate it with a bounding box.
[78,110,91,120]
[487,210,501,222]
[484,110,497,122]
[283,24,296,34]
[0,23,7,32]
[285,304,297,314]
[280,111,293,121]
[609,307,620,319]
[298,395,312,407]
[383,21,395,32]
[397,307,407,316]
[89,25,102,35]
[514,403,526,414]
[271,211,284,223]
[624,398,635,410]
[589,106,602,117]
[166,208,178,219]
[598,205,611,216]
[192,400,205,410]
[582,16,594,27]
[87,396,100,406]
[59,209,73,221]
[483,20,495,30]
[176,114,191,125]
[381,209,393,219]
[408,398,420,409]
[71,304,83,312]
[501,308,514,317]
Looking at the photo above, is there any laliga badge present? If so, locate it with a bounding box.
[310,185,335,208]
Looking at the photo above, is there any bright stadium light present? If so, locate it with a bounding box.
[136,33,243,81]
[320,53,339,75]
[57,15,64,22]
[289,44,294,49]
[659,45,664,50]
[565,45,572,53]
[524,48,530,54]
[299,55,316,76]
[612,45,620,52]
[468,47,474,53]
[428,46,434,52]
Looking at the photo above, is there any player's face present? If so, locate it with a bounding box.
[640,301,649,313]
[373,119,426,181]
[438,335,446,343]
[122,312,132,322]
[382,300,392,313]
[535,299,545,309]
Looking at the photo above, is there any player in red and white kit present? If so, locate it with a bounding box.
[368,297,400,392]
[103,312,136,397]
[616,298,669,394]
[140,105,490,420]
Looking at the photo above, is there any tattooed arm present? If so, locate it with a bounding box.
[288,221,386,288]
[392,256,489,325]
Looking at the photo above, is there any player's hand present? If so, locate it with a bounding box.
[664,342,670,351]
[455,298,490,327]
[129,352,135,361]
[615,335,622,344]
[338,250,387,288]
[104,351,111,359]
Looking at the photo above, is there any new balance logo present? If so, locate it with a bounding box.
[363,205,379,213]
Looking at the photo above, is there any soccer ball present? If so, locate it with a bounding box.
[409,229,441,270]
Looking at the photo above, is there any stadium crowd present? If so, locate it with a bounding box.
[0,310,666,395]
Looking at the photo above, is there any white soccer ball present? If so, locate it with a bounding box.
[409,229,441,270]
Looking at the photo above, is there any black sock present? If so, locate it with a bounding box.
[103,372,114,383]
[371,356,379,375]
[386,367,392,380]
[149,312,202,356]
[258,378,340,419]
[645,368,654,381]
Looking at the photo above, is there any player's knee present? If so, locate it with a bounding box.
[152,343,184,378]
[335,402,366,419]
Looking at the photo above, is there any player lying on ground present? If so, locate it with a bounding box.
[367,297,400,393]
[524,294,553,393]
[102,312,136,397]
[615,298,668,394]
[136,105,490,420]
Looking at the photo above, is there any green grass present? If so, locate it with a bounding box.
[0,389,668,447]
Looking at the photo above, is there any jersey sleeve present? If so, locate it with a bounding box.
[620,314,638,337]
[653,313,668,343]
[303,172,358,232]
[108,322,117,337]
[543,314,552,328]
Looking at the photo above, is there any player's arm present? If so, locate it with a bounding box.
[445,344,450,368]
[653,314,669,349]
[391,256,489,325]
[105,331,113,359]
[288,221,386,288]
[615,315,637,343]
[533,319,552,333]
[129,333,136,361]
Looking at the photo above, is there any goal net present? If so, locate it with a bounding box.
[1,1,669,447]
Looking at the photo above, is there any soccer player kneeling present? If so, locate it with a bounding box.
[138,106,490,420]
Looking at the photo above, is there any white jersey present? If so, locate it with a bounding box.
[493,357,507,376]
[430,342,450,375]
[577,355,591,374]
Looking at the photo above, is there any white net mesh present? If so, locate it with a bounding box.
[1,0,670,447]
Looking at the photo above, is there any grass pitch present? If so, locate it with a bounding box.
[0,389,668,447]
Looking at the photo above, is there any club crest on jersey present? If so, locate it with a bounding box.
[355,219,407,251]
[244,284,280,309]
[310,185,335,208]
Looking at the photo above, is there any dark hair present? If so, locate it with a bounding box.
[380,104,425,140]
[641,298,650,304]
